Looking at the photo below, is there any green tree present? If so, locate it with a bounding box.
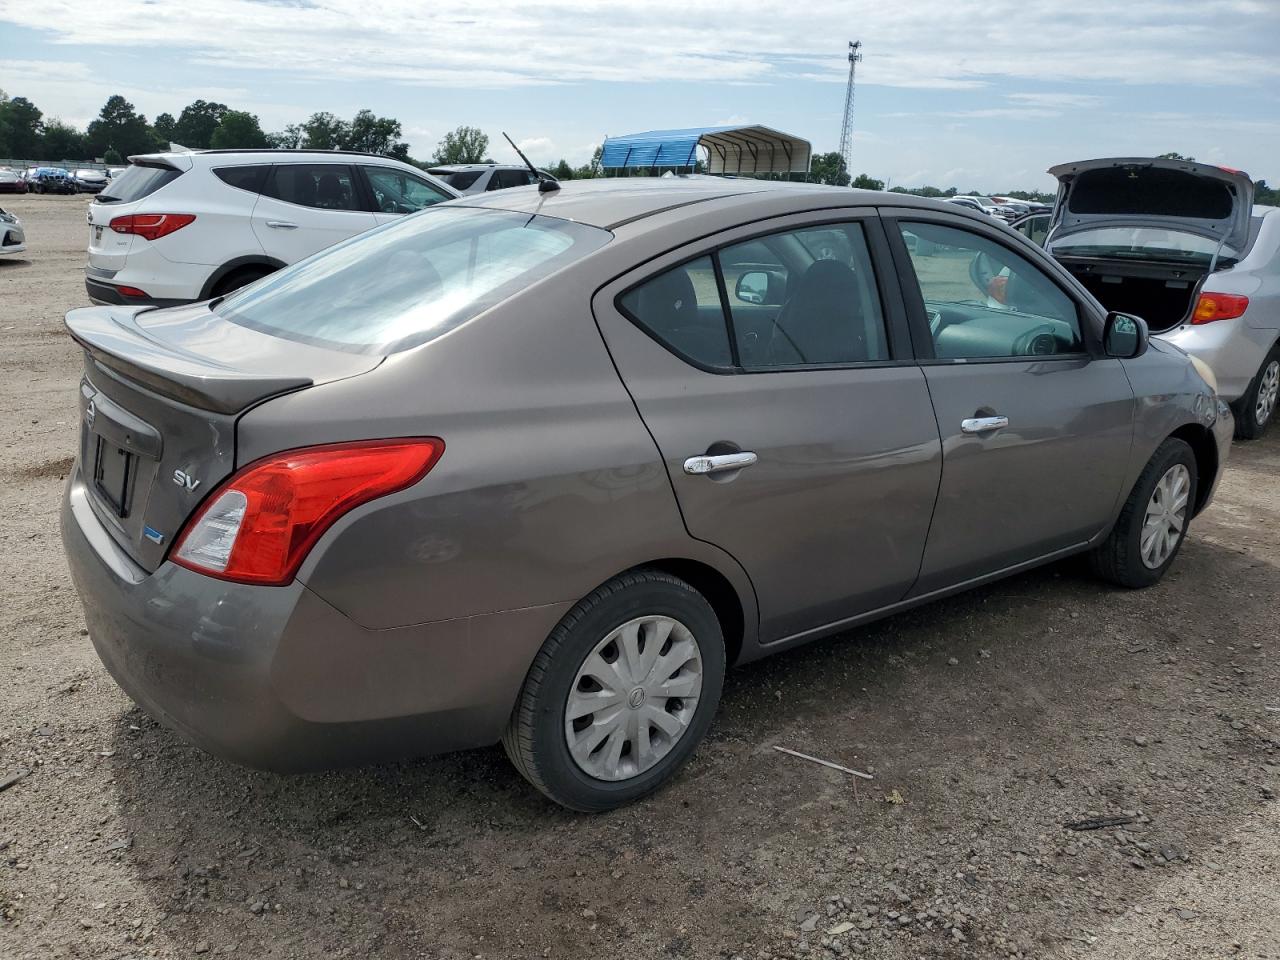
[300,111,350,150]
[173,100,228,149]
[103,148,123,165]
[1157,151,1195,161]
[573,145,603,179]
[433,125,489,165]
[86,96,154,159]
[1255,180,1279,206]
[850,173,884,190]
[345,109,409,157]
[153,112,177,145]
[41,119,88,161]
[808,151,850,187]
[209,110,268,150]
[550,158,574,180]
[0,94,45,158]
[266,124,305,149]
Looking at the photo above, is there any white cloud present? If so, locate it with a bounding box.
[3,1,1278,93]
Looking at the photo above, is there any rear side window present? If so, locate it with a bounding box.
[214,165,269,194]
[619,256,732,368]
[262,164,360,211]
[432,170,484,190]
[96,164,182,204]
[214,207,611,354]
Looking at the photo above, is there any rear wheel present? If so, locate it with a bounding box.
[502,570,725,812]
[1233,348,1280,440]
[211,265,273,299]
[1090,438,1198,589]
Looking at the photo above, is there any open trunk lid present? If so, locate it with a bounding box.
[66,302,382,571]
[1047,157,1255,254]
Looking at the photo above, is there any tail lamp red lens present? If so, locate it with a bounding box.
[1191,292,1249,325]
[171,439,444,586]
[109,213,196,241]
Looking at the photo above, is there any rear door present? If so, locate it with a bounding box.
[250,163,376,264]
[593,212,942,644]
[885,211,1135,594]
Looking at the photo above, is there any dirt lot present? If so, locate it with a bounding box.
[1,194,1277,960]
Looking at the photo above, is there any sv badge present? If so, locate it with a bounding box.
[173,469,201,492]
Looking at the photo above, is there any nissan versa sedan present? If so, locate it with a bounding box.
[61,178,1231,811]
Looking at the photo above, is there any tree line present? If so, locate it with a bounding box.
[3,90,1275,204]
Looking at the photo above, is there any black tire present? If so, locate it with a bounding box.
[1231,347,1280,441]
[502,569,726,812]
[211,265,273,298]
[1090,438,1198,589]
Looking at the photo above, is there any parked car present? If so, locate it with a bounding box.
[948,195,1009,220]
[0,169,28,194]
[0,207,26,256]
[425,163,556,194]
[85,149,458,306]
[62,178,1231,811]
[1010,158,1279,438]
[107,167,127,179]
[72,168,109,193]
[28,167,77,195]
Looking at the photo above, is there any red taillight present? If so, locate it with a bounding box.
[109,213,196,241]
[115,285,150,298]
[171,439,444,586]
[1191,292,1249,325]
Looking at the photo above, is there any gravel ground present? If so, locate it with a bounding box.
[1,194,1277,960]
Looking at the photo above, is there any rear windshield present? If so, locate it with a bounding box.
[214,206,611,354]
[97,164,182,204]
[432,170,484,190]
[1050,226,1229,264]
[1068,167,1235,220]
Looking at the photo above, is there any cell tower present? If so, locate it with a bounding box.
[837,41,863,179]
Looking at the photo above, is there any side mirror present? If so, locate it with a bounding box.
[737,268,783,305]
[1103,311,1149,359]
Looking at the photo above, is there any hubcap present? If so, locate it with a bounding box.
[1255,360,1279,426]
[1140,463,1191,570]
[564,615,703,782]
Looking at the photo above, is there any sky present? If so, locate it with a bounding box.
[1,0,1278,192]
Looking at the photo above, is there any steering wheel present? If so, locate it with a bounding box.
[968,252,1004,300]
[380,198,400,214]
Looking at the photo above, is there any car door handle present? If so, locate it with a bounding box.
[960,415,1010,434]
[265,220,298,229]
[683,452,758,475]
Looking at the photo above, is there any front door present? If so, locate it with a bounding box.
[250,162,377,264]
[593,214,942,643]
[887,215,1135,594]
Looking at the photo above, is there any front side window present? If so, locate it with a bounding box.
[723,222,889,368]
[897,221,1083,360]
[215,207,610,354]
[618,256,732,368]
[362,166,451,214]
[263,164,360,211]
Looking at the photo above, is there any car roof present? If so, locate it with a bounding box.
[449,175,956,230]
[128,149,417,167]
[428,163,521,172]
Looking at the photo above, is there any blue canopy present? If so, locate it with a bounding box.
[600,125,811,175]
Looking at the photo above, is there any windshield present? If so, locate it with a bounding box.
[97,164,182,204]
[214,207,611,355]
[1050,226,1235,264]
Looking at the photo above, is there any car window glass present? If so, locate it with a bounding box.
[897,221,1083,360]
[722,222,890,369]
[263,164,360,211]
[362,167,450,213]
[213,165,269,194]
[1015,215,1049,247]
[97,165,182,204]
[433,170,483,191]
[618,256,732,368]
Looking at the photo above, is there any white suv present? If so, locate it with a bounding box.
[85,150,458,306]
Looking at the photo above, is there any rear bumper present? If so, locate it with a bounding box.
[61,466,566,772]
[1161,320,1280,401]
[85,276,188,308]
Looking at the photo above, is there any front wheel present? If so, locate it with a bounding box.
[502,570,726,812]
[1090,438,1198,589]
[1233,348,1280,441]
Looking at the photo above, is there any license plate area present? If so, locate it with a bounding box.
[93,437,134,518]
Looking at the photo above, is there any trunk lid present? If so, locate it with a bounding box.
[66,302,382,571]
[1046,157,1255,255]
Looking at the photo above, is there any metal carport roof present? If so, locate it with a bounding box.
[600,125,812,175]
